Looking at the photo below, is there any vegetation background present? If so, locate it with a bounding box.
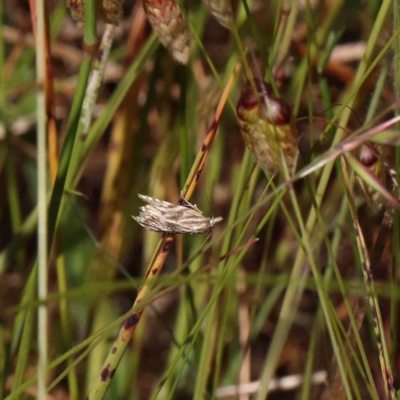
[1,0,400,399]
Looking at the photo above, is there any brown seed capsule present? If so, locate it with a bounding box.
[143,0,191,64]
[66,0,123,25]
[355,143,390,211]
[236,79,297,175]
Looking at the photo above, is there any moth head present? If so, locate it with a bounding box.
[209,216,223,228]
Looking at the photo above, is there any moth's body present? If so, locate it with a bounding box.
[133,194,223,234]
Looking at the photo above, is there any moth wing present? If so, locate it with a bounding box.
[133,212,170,232]
[165,211,212,233]
[138,194,175,209]
[137,194,154,204]
[161,218,207,234]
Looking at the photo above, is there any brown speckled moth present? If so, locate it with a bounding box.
[133,194,223,234]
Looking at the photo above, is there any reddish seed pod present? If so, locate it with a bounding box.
[359,144,378,168]
[236,79,297,175]
[356,143,387,211]
[237,80,291,126]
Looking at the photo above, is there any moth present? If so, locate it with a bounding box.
[133,194,223,234]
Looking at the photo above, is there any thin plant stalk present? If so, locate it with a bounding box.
[152,204,268,398]
[310,183,379,399]
[6,143,24,270]
[85,61,242,400]
[55,251,79,398]
[341,156,395,400]
[391,0,400,372]
[255,2,393,397]
[66,24,115,187]
[9,270,37,397]
[272,1,298,70]
[7,0,97,396]
[47,58,92,248]
[55,9,112,398]
[47,0,97,253]
[32,0,48,396]
[0,36,158,273]
[6,307,132,399]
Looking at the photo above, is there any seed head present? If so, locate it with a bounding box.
[236,79,297,175]
[66,0,123,25]
[143,0,191,64]
[202,0,233,28]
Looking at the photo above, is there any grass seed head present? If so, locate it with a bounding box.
[202,0,233,28]
[66,0,123,25]
[236,79,297,175]
[143,0,191,64]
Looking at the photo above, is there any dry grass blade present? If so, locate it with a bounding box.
[85,60,241,399]
[284,114,400,201]
[341,156,396,400]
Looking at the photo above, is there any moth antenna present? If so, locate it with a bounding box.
[199,232,212,250]
[204,190,213,215]
[178,191,190,206]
